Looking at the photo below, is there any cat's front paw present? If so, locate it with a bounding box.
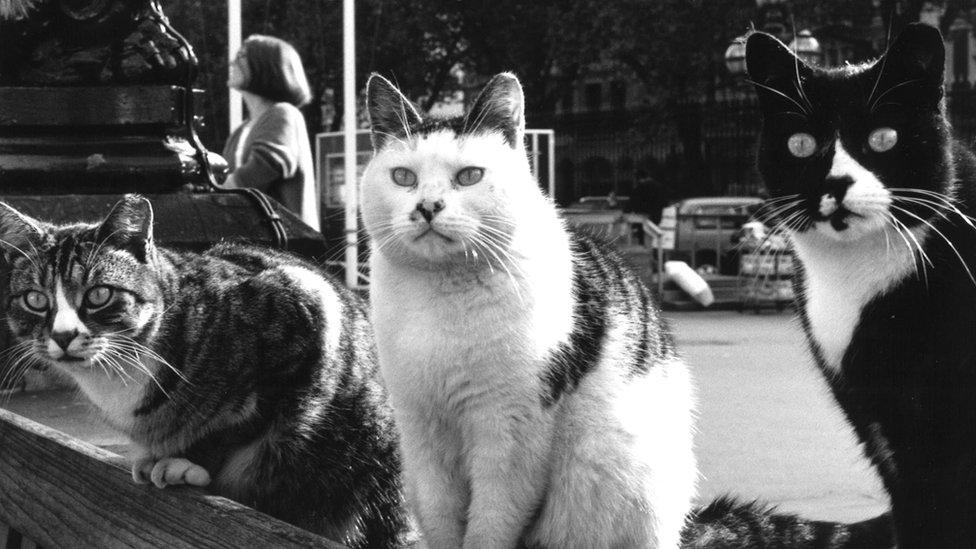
[132,457,211,488]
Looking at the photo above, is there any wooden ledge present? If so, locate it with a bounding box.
[0,408,345,548]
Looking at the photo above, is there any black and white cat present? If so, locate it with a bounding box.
[360,72,697,548]
[748,23,976,547]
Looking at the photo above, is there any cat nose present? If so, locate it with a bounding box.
[823,175,853,202]
[415,200,445,223]
[50,329,78,352]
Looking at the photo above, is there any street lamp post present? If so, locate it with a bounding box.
[724,34,748,77]
[790,29,822,67]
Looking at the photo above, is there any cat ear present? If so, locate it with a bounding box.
[463,72,525,149]
[874,23,945,106]
[98,194,154,262]
[746,31,813,112]
[366,73,423,151]
[0,202,43,263]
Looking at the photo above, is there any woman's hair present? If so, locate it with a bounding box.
[238,34,312,107]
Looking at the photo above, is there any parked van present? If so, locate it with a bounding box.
[660,196,764,274]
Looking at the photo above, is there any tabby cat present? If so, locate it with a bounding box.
[360,72,697,548]
[0,195,407,548]
[747,23,976,547]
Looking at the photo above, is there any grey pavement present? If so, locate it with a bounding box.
[1,310,888,525]
[668,310,888,524]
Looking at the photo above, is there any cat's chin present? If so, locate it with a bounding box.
[37,355,97,374]
[809,217,889,242]
[384,237,469,268]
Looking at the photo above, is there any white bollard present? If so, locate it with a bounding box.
[665,261,715,307]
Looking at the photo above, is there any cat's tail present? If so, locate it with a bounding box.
[680,496,893,549]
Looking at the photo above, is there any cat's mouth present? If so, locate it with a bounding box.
[817,207,863,231]
[414,228,455,243]
[43,351,94,365]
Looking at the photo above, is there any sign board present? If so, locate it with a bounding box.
[322,151,371,207]
[659,206,677,250]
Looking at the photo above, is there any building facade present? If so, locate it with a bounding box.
[530,0,976,216]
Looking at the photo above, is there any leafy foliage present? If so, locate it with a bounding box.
[159,0,914,151]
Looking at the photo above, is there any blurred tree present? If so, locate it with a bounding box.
[158,0,902,160]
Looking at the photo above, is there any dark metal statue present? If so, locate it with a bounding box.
[0,0,191,85]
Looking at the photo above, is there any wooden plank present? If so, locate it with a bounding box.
[0,408,345,549]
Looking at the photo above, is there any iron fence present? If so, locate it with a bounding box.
[534,86,976,213]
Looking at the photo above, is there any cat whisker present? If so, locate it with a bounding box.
[85,228,124,272]
[891,196,954,224]
[112,336,187,384]
[93,354,125,385]
[789,38,815,115]
[746,201,805,256]
[889,188,976,227]
[1,346,43,394]
[102,345,170,397]
[0,341,36,392]
[866,41,892,112]
[746,79,811,117]
[889,204,976,287]
[0,352,42,405]
[885,212,932,287]
[753,200,805,226]
[465,98,494,137]
[469,232,526,304]
[882,219,893,258]
[0,237,40,273]
[870,78,923,113]
[371,130,409,149]
[747,209,805,286]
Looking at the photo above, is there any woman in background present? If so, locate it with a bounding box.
[224,34,320,231]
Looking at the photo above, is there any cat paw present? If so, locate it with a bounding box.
[131,457,211,488]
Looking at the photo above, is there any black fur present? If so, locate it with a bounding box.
[749,23,976,547]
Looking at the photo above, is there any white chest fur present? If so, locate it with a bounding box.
[369,248,573,417]
[792,226,926,374]
[67,361,154,433]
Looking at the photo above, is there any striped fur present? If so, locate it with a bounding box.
[362,73,696,548]
[681,497,893,549]
[0,196,408,548]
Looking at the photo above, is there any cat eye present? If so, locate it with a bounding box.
[391,167,417,187]
[456,167,485,187]
[868,127,898,153]
[787,133,817,158]
[23,291,48,312]
[84,286,113,309]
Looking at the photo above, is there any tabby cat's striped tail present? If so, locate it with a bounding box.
[681,496,893,549]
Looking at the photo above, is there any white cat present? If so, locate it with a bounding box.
[360,72,696,549]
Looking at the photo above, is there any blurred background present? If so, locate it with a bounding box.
[164,0,976,208]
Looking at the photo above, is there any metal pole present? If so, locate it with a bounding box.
[228,0,242,133]
[343,0,359,289]
[531,132,540,182]
[547,130,556,199]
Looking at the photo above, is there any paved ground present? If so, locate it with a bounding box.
[1,310,888,524]
[667,310,888,523]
